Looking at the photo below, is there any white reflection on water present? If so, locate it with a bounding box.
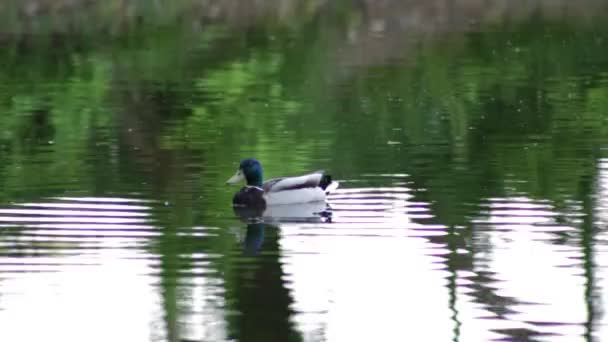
[278,177,606,342]
[0,250,162,341]
[279,185,454,342]
[597,233,608,342]
[470,197,587,342]
[0,197,225,342]
[595,159,608,341]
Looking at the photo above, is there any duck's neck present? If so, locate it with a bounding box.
[246,171,263,187]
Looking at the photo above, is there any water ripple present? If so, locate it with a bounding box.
[0,196,227,342]
[278,182,454,341]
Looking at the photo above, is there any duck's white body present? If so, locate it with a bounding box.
[262,172,338,205]
[264,187,327,205]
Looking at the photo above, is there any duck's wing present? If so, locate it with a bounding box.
[262,172,325,193]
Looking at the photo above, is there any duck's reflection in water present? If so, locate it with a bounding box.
[243,223,266,256]
[228,202,332,341]
[235,201,332,256]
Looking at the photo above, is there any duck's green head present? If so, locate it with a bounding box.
[226,158,263,187]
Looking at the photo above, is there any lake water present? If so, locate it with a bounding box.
[1,2,608,341]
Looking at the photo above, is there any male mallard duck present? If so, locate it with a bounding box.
[226,158,339,208]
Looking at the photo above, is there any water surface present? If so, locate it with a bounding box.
[0,2,608,341]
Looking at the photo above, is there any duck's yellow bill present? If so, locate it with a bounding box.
[226,170,245,184]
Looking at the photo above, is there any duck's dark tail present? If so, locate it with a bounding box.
[321,174,339,194]
[319,174,332,190]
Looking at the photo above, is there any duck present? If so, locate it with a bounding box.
[226,158,339,209]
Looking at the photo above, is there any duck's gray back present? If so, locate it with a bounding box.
[263,172,325,193]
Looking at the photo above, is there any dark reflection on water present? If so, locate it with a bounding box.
[1,1,608,341]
